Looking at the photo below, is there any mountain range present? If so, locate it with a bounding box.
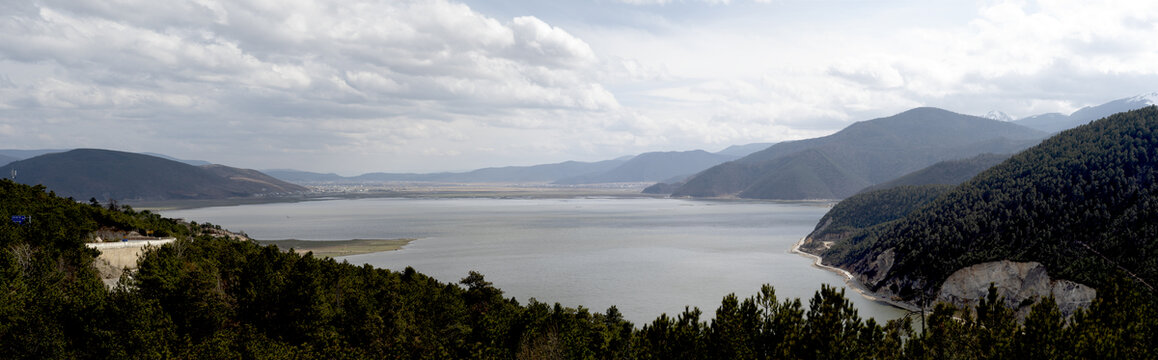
[806,105,1158,311]
[265,149,748,186]
[0,149,306,201]
[1013,92,1158,133]
[4,93,1155,200]
[669,107,1046,200]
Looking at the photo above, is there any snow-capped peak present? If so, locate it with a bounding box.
[1128,91,1158,105]
[983,110,1014,122]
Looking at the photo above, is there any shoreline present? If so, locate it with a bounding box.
[130,186,838,211]
[790,237,919,312]
[257,238,415,258]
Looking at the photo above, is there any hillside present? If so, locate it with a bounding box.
[715,142,775,157]
[806,184,953,249]
[858,153,1010,193]
[198,164,308,193]
[812,106,1158,305]
[554,150,737,184]
[673,107,1045,200]
[0,149,306,201]
[5,170,1158,358]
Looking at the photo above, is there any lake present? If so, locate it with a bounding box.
[163,197,906,325]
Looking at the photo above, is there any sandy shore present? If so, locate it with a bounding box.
[257,238,415,258]
[790,237,919,312]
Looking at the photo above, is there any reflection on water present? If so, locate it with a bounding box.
[164,197,906,325]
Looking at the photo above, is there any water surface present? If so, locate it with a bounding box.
[164,197,906,325]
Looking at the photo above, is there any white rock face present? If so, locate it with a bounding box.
[936,260,1095,317]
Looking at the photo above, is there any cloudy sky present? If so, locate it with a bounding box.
[2,0,1157,174]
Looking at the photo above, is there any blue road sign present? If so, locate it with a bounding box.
[11,215,29,225]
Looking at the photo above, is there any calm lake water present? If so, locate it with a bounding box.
[163,197,906,325]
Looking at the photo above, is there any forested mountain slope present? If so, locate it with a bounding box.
[858,153,1010,194]
[3,177,1157,357]
[673,107,1044,200]
[815,106,1158,302]
[806,184,954,248]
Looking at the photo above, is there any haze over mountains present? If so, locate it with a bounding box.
[3,93,1155,202]
[1013,92,1158,133]
[266,149,744,186]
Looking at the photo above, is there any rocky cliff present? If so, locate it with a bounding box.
[936,260,1096,317]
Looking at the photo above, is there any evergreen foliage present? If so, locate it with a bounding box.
[3,174,1157,358]
[821,106,1158,300]
[809,184,952,244]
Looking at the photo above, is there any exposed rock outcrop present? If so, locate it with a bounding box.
[936,260,1096,317]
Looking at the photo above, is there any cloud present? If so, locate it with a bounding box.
[0,0,630,170]
[615,0,773,4]
[3,0,1157,173]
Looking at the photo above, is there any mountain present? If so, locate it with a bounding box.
[808,184,953,247]
[438,159,626,183]
[0,154,17,167]
[1013,112,1069,132]
[715,142,776,157]
[810,106,1158,307]
[1014,92,1158,133]
[143,152,213,166]
[672,107,1046,200]
[857,153,1010,193]
[0,149,306,201]
[268,158,629,185]
[0,149,67,160]
[198,164,308,194]
[983,110,1014,122]
[262,169,348,184]
[1,149,207,166]
[553,150,737,184]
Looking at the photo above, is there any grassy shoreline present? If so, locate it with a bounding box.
[256,238,416,258]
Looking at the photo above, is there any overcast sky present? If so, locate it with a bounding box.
[2,0,1157,174]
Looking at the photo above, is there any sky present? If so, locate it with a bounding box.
[2,0,1157,175]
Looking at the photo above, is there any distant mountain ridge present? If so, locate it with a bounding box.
[267,149,745,186]
[553,150,737,185]
[1014,92,1158,133]
[715,142,776,157]
[0,149,306,201]
[0,154,17,167]
[671,107,1046,200]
